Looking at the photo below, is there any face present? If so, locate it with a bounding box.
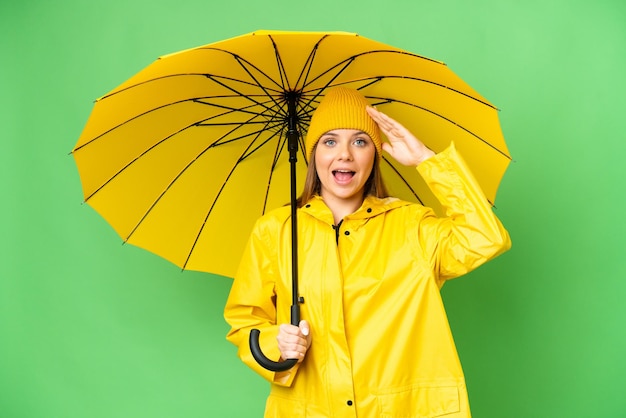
[314,129,376,208]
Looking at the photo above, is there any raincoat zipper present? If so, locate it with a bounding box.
[332,220,344,245]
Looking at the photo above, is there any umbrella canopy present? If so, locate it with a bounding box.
[72,30,511,279]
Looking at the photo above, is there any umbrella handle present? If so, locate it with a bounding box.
[249,329,298,372]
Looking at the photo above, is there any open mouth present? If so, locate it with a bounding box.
[333,170,355,182]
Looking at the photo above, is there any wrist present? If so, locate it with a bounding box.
[414,149,436,166]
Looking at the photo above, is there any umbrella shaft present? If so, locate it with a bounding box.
[287,92,301,323]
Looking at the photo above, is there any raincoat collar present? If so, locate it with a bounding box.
[300,195,412,225]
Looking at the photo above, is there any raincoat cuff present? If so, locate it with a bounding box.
[417,142,459,172]
[415,140,482,210]
[415,142,471,192]
[273,364,300,386]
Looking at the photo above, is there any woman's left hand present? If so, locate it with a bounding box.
[276,320,312,363]
[366,106,435,167]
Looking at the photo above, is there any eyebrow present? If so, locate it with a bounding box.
[322,130,369,137]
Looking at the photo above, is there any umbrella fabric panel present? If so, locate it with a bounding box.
[184,145,307,276]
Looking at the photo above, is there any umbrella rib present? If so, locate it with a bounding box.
[231,56,287,112]
[197,97,290,151]
[198,47,285,90]
[209,123,281,150]
[203,74,285,118]
[367,75,498,109]
[297,35,327,88]
[295,118,310,165]
[204,74,282,95]
[381,156,425,205]
[292,34,325,91]
[261,125,288,215]
[194,104,275,128]
[182,117,282,270]
[268,35,290,92]
[196,44,289,112]
[193,96,277,124]
[222,118,286,153]
[216,98,289,163]
[297,58,357,116]
[99,73,282,101]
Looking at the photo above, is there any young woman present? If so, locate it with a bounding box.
[224,87,511,418]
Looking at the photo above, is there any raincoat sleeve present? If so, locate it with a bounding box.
[416,141,511,286]
[224,214,300,386]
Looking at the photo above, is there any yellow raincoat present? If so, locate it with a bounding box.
[225,144,511,418]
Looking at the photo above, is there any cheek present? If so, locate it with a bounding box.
[359,150,376,173]
[314,151,332,172]
[314,158,326,182]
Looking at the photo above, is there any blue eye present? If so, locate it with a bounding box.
[323,139,336,146]
[354,138,367,146]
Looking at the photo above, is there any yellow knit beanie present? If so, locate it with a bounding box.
[305,87,383,160]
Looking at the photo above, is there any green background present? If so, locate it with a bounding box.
[2,0,625,417]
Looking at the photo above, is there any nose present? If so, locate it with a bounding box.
[337,142,353,161]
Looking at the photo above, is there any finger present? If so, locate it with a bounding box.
[282,350,306,362]
[299,320,310,337]
[299,320,313,350]
[278,326,308,346]
[378,121,405,142]
[277,338,308,362]
[277,333,305,347]
[278,336,306,348]
[279,323,301,336]
[365,105,379,118]
[367,106,400,130]
[366,107,392,130]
